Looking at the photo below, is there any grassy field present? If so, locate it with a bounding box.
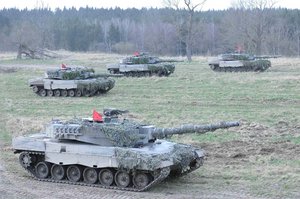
[0,52,299,198]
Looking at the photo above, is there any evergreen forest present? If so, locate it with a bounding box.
[0,7,300,56]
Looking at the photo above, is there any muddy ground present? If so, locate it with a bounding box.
[1,121,299,199]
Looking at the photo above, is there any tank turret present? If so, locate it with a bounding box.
[46,65,123,80]
[46,65,95,80]
[120,52,182,65]
[42,109,239,147]
[29,65,117,97]
[12,109,240,191]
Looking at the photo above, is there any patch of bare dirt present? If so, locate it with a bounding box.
[199,121,300,164]
[185,120,300,198]
[0,153,260,199]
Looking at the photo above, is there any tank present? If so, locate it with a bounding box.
[29,65,117,97]
[12,108,239,191]
[106,52,178,77]
[208,53,272,72]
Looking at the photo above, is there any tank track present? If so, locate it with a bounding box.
[32,87,109,97]
[19,151,170,192]
[109,69,171,77]
[210,65,269,72]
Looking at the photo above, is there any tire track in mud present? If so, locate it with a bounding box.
[0,163,260,199]
[0,149,263,199]
[162,176,264,199]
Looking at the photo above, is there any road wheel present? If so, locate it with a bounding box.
[99,169,114,186]
[67,165,82,182]
[51,164,66,180]
[39,89,47,97]
[83,168,98,184]
[75,90,82,97]
[61,89,68,97]
[210,64,216,70]
[132,172,151,189]
[47,90,54,97]
[32,86,39,93]
[68,89,75,97]
[35,162,50,179]
[84,90,91,97]
[54,90,61,97]
[115,170,131,188]
[109,69,115,74]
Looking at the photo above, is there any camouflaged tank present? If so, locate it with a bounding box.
[12,108,239,191]
[208,53,271,72]
[29,65,116,97]
[106,52,178,77]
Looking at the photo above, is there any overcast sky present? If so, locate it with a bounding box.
[0,0,299,10]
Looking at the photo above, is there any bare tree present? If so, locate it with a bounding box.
[101,21,111,52]
[184,0,207,61]
[164,0,207,61]
[9,21,43,50]
[232,0,277,55]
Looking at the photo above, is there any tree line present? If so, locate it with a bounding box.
[0,7,299,56]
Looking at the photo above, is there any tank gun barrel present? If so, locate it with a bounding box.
[93,73,124,78]
[159,59,184,63]
[254,55,281,59]
[152,121,239,139]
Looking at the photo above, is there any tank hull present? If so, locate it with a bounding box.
[107,63,175,77]
[208,56,271,72]
[28,77,115,97]
[13,134,203,191]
